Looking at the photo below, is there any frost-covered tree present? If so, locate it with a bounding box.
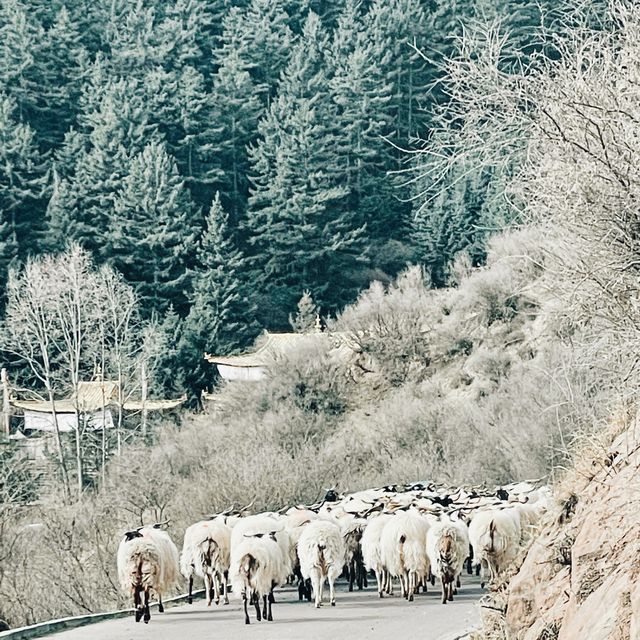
[246,13,364,325]
[289,290,319,333]
[181,193,258,398]
[0,92,46,263]
[210,48,263,224]
[214,0,294,104]
[109,142,197,315]
[47,74,158,254]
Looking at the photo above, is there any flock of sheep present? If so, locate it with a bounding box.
[116,481,552,624]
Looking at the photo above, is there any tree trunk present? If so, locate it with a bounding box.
[141,362,148,440]
[117,364,124,456]
[46,385,71,502]
[1,368,11,440]
[74,410,83,497]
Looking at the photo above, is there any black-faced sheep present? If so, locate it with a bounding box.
[116,524,179,623]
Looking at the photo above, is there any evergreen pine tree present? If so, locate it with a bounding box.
[289,290,318,333]
[181,193,259,398]
[411,166,489,287]
[0,0,44,122]
[157,0,206,70]
[328,0,396,238]
[47,74,159,254]
[246,13,364,326]
[150,305,187,396]
[364,0,429,151]
[171,65,224,210]
[105,1,165,78]
[214,0,294,105]
[0,205,17,289]
[210,48,263,225]
[0,92,46,258]
[109,141,198,315]
[30,6,86,149]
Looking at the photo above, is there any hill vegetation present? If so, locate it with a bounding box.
[2,0,639,636]
[0,0,559,399]
[0,223,621,627]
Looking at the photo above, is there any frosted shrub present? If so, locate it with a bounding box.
[334,266,434,386]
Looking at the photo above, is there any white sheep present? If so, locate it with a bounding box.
[116,524,180,624]
[426,517,470,604]
[180,518,231,606]
[361,512,393,597]
[379,509,430,601]
[229,515,292,624]
[297,519,346,608]
[468,507,521,586]
[340,516,368,592]
[285,509,317,601]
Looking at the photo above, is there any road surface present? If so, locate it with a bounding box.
[46,577,483,640]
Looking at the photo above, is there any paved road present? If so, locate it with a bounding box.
[48,577,483,640]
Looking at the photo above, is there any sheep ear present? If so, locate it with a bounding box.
[124,530,143,541]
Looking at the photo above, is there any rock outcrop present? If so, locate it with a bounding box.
[499,415,640,640]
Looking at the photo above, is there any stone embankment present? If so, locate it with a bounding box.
[488,413,640,640]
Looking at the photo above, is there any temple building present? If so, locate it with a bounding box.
[204,331,375,383]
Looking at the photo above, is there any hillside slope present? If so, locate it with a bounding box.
[0,228,619,628]
[478,411,640,639]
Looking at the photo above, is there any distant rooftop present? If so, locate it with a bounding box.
[10,380,185,414]
[204,331,368,382]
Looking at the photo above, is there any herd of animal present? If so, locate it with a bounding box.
[116,481,552,624]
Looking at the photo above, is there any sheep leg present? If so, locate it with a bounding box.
[375,569,384,598]
[252,592,262,622]
[158,595,164,613]
[385,570,393,595]
[400,572,409,599]
[187,575,193,605]
[441,576,447,604]
[204,573,212,607]
[348,561,355,592]
[242,589,250,625]
[296,565,305,601]
[408,572,415,602]
[480,558,488,588]
[262,594,268,620]
[361,563,368,589]
[329,574,336,606]
[223,571,229,605]
[356,559,363,590]
[267,591,274,621]
[213,572,221,606]
[134,585,143,622]
[312,569,322,608]
[143,589,150,623]
[448,580,454,601]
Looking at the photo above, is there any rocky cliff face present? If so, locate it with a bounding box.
[490,414,640,640]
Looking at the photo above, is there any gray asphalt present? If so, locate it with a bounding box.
[47,577,483,640]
